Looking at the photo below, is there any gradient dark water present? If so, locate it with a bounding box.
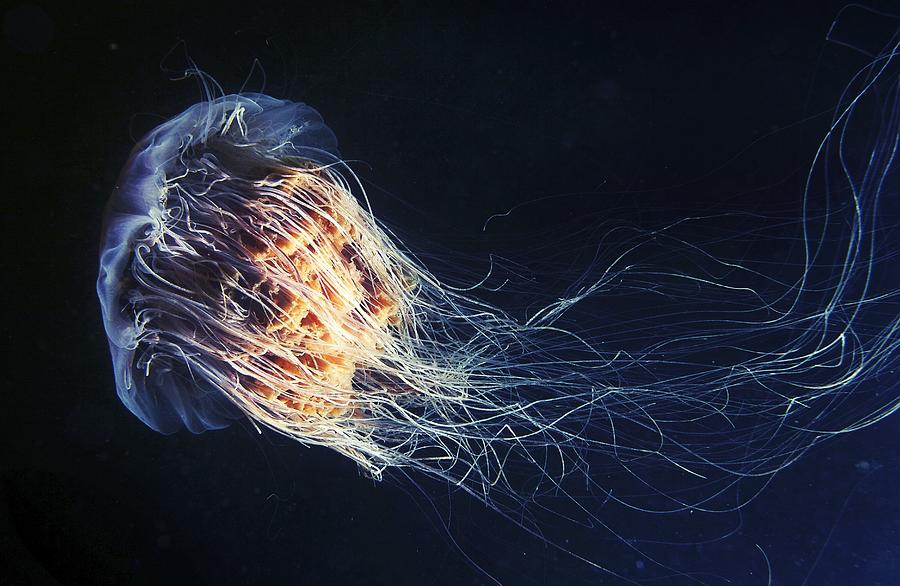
[3,2,898,584]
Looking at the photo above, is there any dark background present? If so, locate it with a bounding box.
[2,1,898,585]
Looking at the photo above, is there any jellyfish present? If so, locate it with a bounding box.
[98,36,898,581]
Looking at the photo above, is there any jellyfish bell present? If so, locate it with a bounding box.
[97,93,353,435]
[99,88,456,480]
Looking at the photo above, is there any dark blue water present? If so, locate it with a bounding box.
[4,2,897,584]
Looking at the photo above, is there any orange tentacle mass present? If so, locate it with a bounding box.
[237,169,401,421]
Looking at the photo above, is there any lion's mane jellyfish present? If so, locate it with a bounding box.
[99,33,898,569]
[97,93,422,470]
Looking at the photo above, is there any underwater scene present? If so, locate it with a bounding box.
[4,2,898,585]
